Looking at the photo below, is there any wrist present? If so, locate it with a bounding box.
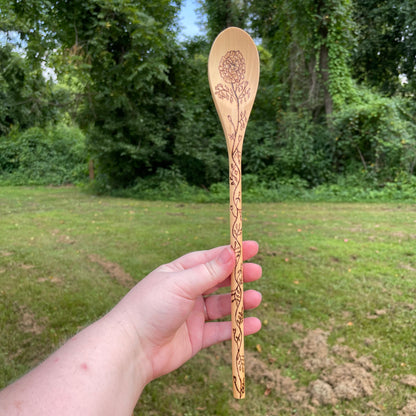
[103,307,154,389]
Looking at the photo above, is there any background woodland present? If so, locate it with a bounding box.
[1,0,416,199]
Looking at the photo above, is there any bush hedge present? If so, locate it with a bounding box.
[0,124,88,185]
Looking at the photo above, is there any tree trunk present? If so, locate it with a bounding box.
[319,43,333,121]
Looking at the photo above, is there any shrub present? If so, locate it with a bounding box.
[333,91,416,184]
[0,124,88,185]
[272,112,334,185]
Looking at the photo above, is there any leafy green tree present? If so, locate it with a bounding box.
[2,0,415,191]
[0,44,60,136]
[2,0,183,187]
[172,37,229,186]
[64,0,183,187]
[352,0,416,95]
[244,0,358,185]
[200,0,249,41]
[250,0,356,120]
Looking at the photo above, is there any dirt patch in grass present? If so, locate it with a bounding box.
[322,362,375,401]
[17,305,47,335]
[52,228,76,245]
[88,254,134,287]
[37,276,63,284]
[19,263,35,270]
[398,375,416,387]
[56,234,76,245]
[398,398,416,416]
[295,328,335,371]
[400,263,416,272]
[245,351,311,407]
[245,327,376,411]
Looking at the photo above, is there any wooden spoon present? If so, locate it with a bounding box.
[208,27,260,399]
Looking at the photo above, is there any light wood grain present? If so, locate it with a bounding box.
[208,27,259,399]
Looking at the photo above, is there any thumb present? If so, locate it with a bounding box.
[173,247,235,299]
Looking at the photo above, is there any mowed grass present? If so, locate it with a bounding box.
[1,186,416,415]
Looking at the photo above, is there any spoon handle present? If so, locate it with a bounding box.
[229,151,245,399]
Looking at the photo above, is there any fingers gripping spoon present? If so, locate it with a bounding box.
[208,27,260,399]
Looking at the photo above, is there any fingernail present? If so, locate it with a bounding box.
[218,247,234,264]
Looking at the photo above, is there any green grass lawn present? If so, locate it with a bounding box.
[1,186,416,415]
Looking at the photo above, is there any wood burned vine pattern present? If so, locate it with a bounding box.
[215,49,251,399]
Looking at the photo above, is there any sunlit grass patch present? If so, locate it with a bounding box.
[1,187,415,415]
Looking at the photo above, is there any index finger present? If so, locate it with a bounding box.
[203,262,262,295]
[161,241,259,272]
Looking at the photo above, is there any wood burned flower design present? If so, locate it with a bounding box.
[219,50,246,84]
[215,50,251,104]
[214,48,250,399]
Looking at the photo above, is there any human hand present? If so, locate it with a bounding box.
[111,241,262,383]
[0,242,261,416]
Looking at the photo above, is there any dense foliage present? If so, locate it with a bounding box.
[0,0,415,197]
[0,45,64,136]
[0,124,87,185]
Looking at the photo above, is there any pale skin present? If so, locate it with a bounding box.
[0,241,262,415]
